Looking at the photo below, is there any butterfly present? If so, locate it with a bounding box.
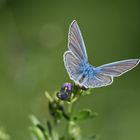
[63,20,140,88]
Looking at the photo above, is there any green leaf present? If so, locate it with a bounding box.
[30,125,52,140]
[29,115,40,125]
[29,115,51,140]
[37,124,51,140]
[73,109,98,121]
[45,91,53,102]
[30,126,46,140]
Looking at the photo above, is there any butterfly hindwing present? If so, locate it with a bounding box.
[79,71,113,88]
[64,51,83,83]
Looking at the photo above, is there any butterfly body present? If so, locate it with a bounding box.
[80,63,97,76]
[63,20,140,88]
[78,63,96,82]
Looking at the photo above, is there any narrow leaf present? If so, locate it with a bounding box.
[45,91,53,102]
[73,109,98,121]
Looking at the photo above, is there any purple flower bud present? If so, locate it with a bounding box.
[61,83,73,94]
[57,83,73,101]
[57,91,71,101]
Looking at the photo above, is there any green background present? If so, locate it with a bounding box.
[0,0,140,140]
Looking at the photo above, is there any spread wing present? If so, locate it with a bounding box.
[97,59,140,77]
[64,20,140,88]
[64,51,84,84]
[68,20,88,61]
[64,20,88,85]
[80,59,139,88]
[64,51,113,88]
[80,72,113,88]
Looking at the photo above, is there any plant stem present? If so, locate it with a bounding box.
[68,103,73,114]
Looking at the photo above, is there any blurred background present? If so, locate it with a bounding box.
[0,0,140,140]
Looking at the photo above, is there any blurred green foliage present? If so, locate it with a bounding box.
[0,0,140,140]
[0,127,10,140]
[30,86,97,140]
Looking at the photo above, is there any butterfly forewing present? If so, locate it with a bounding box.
[68,20,88,61]
[98,59,140,77]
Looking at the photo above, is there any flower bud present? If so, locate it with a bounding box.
[61,83,73,93]
[57,83,73,101]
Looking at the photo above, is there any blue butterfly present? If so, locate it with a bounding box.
[63,20,140,88]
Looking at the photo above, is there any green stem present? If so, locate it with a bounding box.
[65,87,82,140]
[68,103,73,114]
